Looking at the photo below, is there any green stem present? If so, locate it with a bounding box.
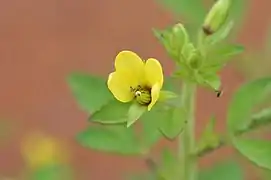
[179,82,197,180]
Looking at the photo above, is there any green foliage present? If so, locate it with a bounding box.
[205,21,234,45]
[196,116,221,156]
[67,73,113,113]
[153,24,190,63]
[72,75,186,155]
[155,0,246,37]
[140,104,186,141]
[249,108,271,131]
[140,110,163,150]
[227,77,271,133]
[233,138,271,170]
[199,160,244,180]
[194,71,221,91]
[204,44,244,68]
[162,76,181,107]
[154,21,244,94]
[158,90,178,102]
[159,107,186,139]
[128,149,181,180]
[226,77,271,171]
[127,103,147,127]
[90,99,131,124]
[66,0,269,179]
[157,148,181,179]
[76,124,142,155]
[81,76,180,129]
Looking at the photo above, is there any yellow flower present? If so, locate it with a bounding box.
[107,50,164,111]
[21,132,69,170]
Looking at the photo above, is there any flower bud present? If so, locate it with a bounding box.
[153,23,189,62]
[170,23,189,54]
[203,0,231,35]
[188,50,202,69]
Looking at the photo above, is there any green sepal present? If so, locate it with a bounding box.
[127,103,147,127]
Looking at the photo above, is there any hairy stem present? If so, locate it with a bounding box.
[179,82,197,180]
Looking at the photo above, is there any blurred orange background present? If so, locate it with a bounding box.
[0,0,270,179]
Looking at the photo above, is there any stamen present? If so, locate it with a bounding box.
[130,86,136,92]
[135,91,141,96]
[135,89,151,105]
[130,85,152,105]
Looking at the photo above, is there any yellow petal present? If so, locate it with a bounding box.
[107,72,135,103]
[145,58,164,88]
[147,83,161,111]
[114,50,145,84]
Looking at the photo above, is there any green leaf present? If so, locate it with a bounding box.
[67,72,113,113]
[157,148,181,180]
[159,90,178,102]
[127,103,147,127]
[153,25,190,63]
[76,124,142,155]
[90,100,131,124]
[199,160,244,180]
[159,107,186,139]
[195,72,221,91]
[206,21,234,45]
[153,28,178,61]
[250,108,271,128]
[236,108,271,135]
[162,76,183,107]
[140,108,163,150]
[233,138,271,170]
[197,116,221,155]
[227,77,271,133]
[181,43,196,61]
[156,0,206,25]
[204,44,244,68]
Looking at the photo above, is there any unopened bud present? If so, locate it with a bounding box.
[203,0,231,35]
[170,23,189,53]
[188,50,202,69]
[153,23,189,62]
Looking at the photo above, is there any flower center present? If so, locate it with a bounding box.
[130,85,151,105]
